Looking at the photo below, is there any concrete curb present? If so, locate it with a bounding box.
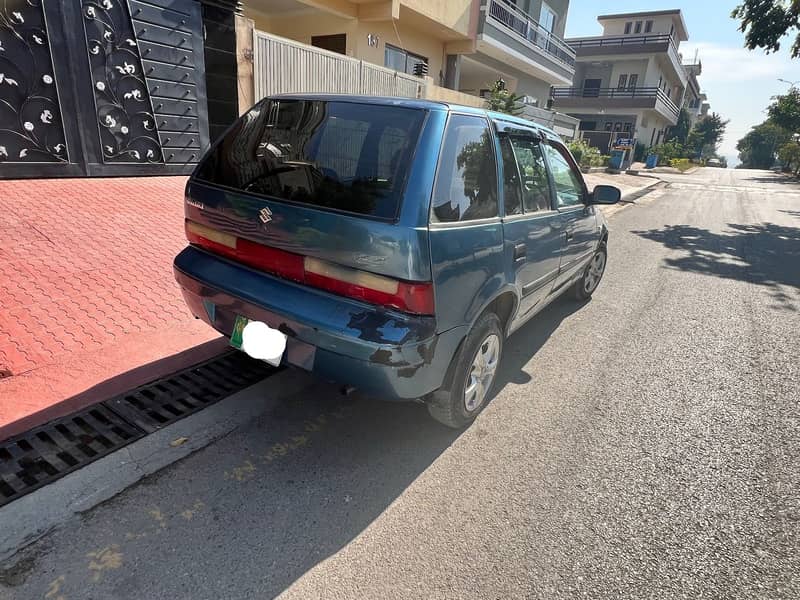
[0,368,317,562]
[600,179,665,219]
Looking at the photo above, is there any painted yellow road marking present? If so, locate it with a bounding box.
[44,575,65,600]
[180,500,206,521]
[86,545,123,583]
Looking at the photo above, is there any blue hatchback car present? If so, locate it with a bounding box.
[174,95,620,427]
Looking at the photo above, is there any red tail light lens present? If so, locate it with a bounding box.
[185,220,435,315]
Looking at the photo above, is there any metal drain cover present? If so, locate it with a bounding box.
[0,351,275,507]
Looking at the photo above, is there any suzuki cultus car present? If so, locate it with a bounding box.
[174,95,620,427]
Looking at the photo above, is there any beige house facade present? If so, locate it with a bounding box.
[551,9,690,151]
[239,0,579,136]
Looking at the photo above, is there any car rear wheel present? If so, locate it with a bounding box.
[574,243,607,301]
[427,313,504,429]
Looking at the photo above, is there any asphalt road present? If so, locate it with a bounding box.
[2,168,799,599]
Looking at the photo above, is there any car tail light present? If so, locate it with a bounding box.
[185,220,434,315]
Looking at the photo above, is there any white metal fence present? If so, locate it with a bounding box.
[253,31,424,101]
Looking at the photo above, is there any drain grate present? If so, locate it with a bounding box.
[107,352,276,433]
[0,351,275,508]
[0,405,143,504]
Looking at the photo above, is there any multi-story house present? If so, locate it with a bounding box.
[550,9,689,151]
[243,0,579,137]
[682,60,704,128]
[455,0,578,135]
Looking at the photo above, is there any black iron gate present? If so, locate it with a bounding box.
[0,0,214,179]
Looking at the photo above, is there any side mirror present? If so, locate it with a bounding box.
[590,184,621,205]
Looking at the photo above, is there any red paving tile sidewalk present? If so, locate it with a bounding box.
[0,176,224,438]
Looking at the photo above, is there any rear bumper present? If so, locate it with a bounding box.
[173,246,466,400]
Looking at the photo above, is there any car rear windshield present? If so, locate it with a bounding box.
[195,99,426,220]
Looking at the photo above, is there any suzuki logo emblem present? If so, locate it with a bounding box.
[259,207,273,224]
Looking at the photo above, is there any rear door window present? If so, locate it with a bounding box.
[507,137,552,212]
[541,143,585,208]
[195,99,425,220]
[431,114,499,223]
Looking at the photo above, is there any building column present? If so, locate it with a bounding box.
[444,54,462,90]
[235,14,255,115]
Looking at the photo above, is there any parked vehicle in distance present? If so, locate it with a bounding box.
[174,95,620,427]
[707,158,723,168]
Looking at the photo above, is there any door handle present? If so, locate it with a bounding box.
[565,231,574,242]
[514,243,526,261]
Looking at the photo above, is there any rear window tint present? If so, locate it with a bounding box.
[195,99,425,219]
[431,114,498,223]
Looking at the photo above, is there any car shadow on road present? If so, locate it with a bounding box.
[491,295,585,392]
[631,222,800,310]
[4,296,588,599]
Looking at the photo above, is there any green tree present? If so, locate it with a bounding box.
[767,88,800,133]
[687,113,729,157]
[731,0,800,58]
[670,107,693,145]
[486,79,523,116]
[777,141,800,174]
[736,121,791,168]
[650,139,686,164]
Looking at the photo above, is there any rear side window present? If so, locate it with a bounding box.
[431,115,498,223]
[195,99,425,220]
[542,143,585,208]
[507,137,552,212]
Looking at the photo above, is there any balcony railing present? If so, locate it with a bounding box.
[568,33,677,51]
[550,86,680,119]
[567,33,685,83]
[486,0,576,68]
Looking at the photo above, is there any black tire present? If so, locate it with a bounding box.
[573,243,607,301]
[427,313,504,429]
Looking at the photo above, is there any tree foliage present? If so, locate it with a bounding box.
[736,121,792,168]
[767,88,800,133]
[485,79,524,116]
[566,139,603,167]
[731,0,800,58]
[686,113,729,157]
[651,139,686,163]
[777,141,800,174]
[670,107,693,146]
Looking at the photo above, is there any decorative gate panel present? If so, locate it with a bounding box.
[0,0,213,179]
[81,0,163,164]
[0,1,69,165]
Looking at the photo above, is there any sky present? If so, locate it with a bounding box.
[563,0,800,166]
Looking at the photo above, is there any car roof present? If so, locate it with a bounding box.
[269,94,561,140]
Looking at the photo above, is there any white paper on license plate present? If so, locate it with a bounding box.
[240,320,287,366]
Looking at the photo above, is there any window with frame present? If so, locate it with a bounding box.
[644,20,653,33]
[624,22,632,34]
[628,73,638,89]
[195,99,425,220]
[539,2,557,33]
[541,143,584,208]
[507,137,552,213]
[431,115,498,223]
[384,44,428,76]
[617,74,628,90]
[499,137,522,216]
[634,21,642,33]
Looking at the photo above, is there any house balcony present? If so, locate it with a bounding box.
[550,86,681,124]
[477,0,575,85]
[566,33,687,87]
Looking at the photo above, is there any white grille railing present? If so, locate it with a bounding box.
[485,0,576,68]
[253,31,424,101]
